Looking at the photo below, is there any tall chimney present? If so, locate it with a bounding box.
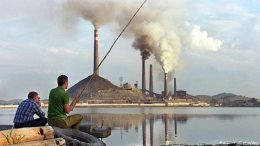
[142,57,146,94]
[149,64,153,97]
[164,73,168,97]
[174,78,177,99]
[141,51,150,95]
[94,29,99,76]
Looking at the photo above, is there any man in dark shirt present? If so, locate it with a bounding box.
[13,91,47,128]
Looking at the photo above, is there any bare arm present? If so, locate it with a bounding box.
[64,96,80,114]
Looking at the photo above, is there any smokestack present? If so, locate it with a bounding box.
[174,78,177,99]
[94,29,99,76]
[142,57,146,94]
[164,73,168,97]
[149,64,153,97]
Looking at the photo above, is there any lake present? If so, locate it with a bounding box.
[1,107,260,145]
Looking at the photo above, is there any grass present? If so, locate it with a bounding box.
[1,127,25,144]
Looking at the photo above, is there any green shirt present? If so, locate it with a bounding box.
[48,86,69,121]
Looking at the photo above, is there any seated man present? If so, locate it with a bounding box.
[47,75,83,129]
[13,91,47,128]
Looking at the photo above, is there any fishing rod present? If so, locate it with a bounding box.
[78,0,148,98]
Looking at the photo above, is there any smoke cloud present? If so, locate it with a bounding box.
[131,21,181,73]
[64,0,118,29]
[181,22,222,51]
[63,0,221,75]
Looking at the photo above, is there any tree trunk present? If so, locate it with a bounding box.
[0,126,54,145]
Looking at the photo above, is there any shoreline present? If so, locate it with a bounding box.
[2,103,260,108]
[0,102,211,109]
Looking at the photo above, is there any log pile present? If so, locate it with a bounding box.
[0,126,65,146]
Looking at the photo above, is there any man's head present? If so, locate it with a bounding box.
[57,75,68,89]
[28,91,40,105]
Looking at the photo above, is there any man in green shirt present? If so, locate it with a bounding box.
[47,75,83,129]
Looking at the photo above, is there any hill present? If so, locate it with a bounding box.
[191,92,254,106]
[67,74,120,98]
[213,93,237,98]
[0,99,23,105]
[67,74,154,102]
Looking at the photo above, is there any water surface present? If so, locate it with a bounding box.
[1,107,260,145]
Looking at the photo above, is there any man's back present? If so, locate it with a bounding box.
[14,99,44,124]
[48,86,69,121]
[13,91,47,128]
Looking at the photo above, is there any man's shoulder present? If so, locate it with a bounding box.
[22,99,33,104]
[50,86,58,91]
[18,99,36,108]
[49,86,68,100]
[51,86,65,93]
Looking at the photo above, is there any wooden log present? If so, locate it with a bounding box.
[0,126,54,145]
[40,126,54,140]
[10,138,66,146]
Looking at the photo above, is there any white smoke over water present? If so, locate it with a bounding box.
[63,0,221,75]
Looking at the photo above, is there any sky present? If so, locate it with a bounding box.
[0,0,260,100]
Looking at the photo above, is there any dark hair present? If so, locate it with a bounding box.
[57,75,68,86]
[28,91,38,99]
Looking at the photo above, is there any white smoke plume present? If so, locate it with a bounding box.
[181,22,222,51]
[63,0,221,75]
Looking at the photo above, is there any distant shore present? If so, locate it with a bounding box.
[0,101,210,108]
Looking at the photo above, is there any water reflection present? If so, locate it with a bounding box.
[142,116,146,146]
[81,113,188,145]
[150,116,154,146]
[164,114,169,143]
[2,108,260,145]
[174,115,177,137]
[81,111,260,146]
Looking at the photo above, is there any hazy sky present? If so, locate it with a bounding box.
[0,0,260,100]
